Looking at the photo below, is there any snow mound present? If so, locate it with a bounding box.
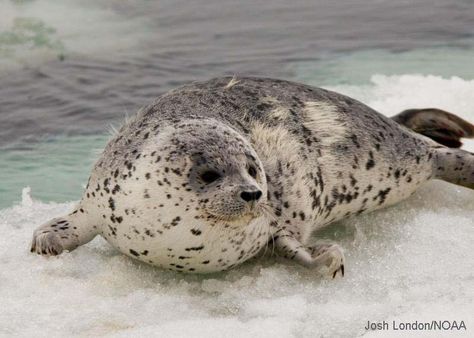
[1,75,473,336]
[328,74,474,152]
[0,182,473,337]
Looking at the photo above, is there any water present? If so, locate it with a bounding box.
[1,1,473,336]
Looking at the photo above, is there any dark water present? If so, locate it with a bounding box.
[2,0,474,146]
[1,0,474,207]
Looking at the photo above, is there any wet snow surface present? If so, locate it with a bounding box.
[2,74,474,337]
[1,180,473,337]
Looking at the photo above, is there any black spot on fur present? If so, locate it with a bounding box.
[129,249,140,257]
[366,152,375,170]
[171,216,181,226]
[112,184,120,194]
[394,169,401,179]
[108,197,115,211]
[299,212,306,221]
[373,187,392,205]
[191,229,202,236]
[185,245,204,251]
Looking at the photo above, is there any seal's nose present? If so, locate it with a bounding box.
[240,190,262,202]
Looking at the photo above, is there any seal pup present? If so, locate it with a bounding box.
[30,76,474,276]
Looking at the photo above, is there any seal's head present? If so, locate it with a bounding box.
[131,118,270,272]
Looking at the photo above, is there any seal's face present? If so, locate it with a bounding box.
[167,119,268,224]
[125,119,270,272]
[188,141,266,223]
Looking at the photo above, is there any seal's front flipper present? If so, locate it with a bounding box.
[274,231,345,278]
[392,108,474,148]
[31,208,98,256]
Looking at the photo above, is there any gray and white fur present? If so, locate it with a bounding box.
[31,77,474,276]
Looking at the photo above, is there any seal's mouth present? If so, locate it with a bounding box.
[205,204,264,224]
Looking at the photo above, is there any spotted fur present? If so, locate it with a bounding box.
[31,76,473,275]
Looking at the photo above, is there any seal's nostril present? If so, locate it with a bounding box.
[241,190,262,202]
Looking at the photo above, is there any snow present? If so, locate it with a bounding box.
[328,74,474,153]
[1,75,473,337]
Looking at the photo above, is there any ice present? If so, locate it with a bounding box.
[291,47,474,87]
[1,75,474,336]
[327,74,474,152]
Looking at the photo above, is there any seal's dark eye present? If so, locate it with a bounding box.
[200,170,221,184]
[248,166,257,178]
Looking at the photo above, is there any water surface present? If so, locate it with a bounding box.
[1,0,474,206]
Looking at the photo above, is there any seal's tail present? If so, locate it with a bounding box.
[392,108,474,148]
[434,147,474,190]
[392,108,474,189]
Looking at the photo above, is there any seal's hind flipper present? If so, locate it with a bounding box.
[392,108,474,148]
[434,148,474,190]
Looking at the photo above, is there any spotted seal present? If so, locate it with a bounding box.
[30,76,474,276]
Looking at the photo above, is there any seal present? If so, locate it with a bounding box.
[30,76,474,276]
